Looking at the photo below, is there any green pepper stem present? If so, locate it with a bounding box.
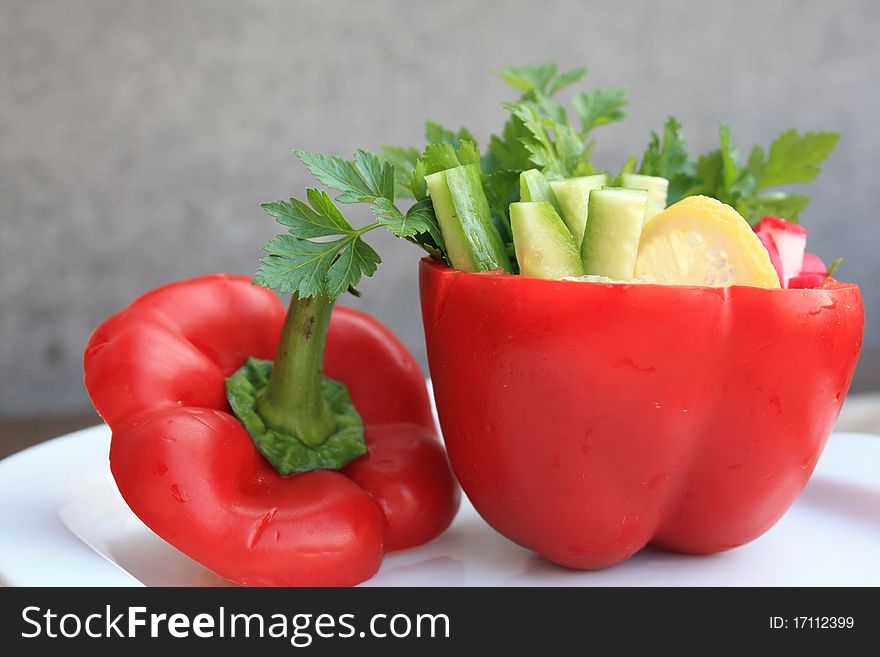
[255,294,336,446]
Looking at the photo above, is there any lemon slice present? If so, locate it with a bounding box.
[634,195,780,288]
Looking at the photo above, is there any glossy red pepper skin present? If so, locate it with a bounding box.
[84,274,459,586]
[419,258,863,569]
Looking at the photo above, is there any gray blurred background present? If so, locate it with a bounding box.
[2,0,879,429]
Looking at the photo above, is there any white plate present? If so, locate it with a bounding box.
[1,426,878,586]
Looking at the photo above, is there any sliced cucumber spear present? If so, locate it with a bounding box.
[621,173,668,223]
[580,187,648,280]
[425,164,512,273]
[510,201,585,280]
[519,169,562,215]
[548,174,608,245]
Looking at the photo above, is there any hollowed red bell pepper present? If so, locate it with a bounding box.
[420,258,863,569]
[85,273,459,586]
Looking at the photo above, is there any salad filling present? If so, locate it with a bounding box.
[258,62,840,298]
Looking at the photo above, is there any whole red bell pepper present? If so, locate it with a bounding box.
[85,273,459,586]
[420,258,863,569]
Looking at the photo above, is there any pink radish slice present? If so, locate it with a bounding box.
[800,252,828,275]
[788,272,827,289]
[755,216,807,288]
[756,230,784,286]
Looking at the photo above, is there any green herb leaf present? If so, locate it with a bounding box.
[691,148,723,198]
[487,64,618,177]
[371,196,444,246]
[326,236,381,298]
[404,197,445,248]
[740,192,811,225]
[378,145,420,199]
[497,63,586,96]
[827,257,842,277]
[294,149,393,203]
[482,170,520,222]
[638,117,693,201]
[497,63,559,94]
[621,153,638,175]
[256,191,381,299]
[457,140,481,167]
[504,101,595,178]
[255,234,345,297]
[292,147,445,263]
[719,124,739,197]
[669,122,838,224]
[410,158,428,199]
[759,129,840,189]
[417,139,481,176]
[485,114,534,173]
[419,143,461,175]
[425,120,478,148]
[260,190,353,239]
[354,149,395,201]
[571,86,628,135]
[547,66,588,96]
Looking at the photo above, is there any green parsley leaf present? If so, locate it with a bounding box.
[482,169,520,245]
[547,66,588,96]
[671,123,838,224]
[402,197,445,249]
[255,232,380,299]
[497,63,560,94]
[419,143,462,175]
[256,189,382,299]
[371,196,444,248]
[379,124,478,199]
[486,64,620,177]
[292,147,444,262]
[638,117,694,201]
[571,86,628,135]
[759,129,840,189]
[255,234,343,297]
[425,120,478,148]
[827,257,842,277]
[740,192,811,225]
[457,140,481,167]
[497,63,586,96]
[417,139,481,176]
[378,145,420,199]
[294,149,394,203]
[485,114,534,173]
[260,190,353,239]
[690,148,724,198]
[326,236,381,298]
[719,124,739,197]
[354,149,395,201]
[505,101,594,178]
[482,170,520,222]
[410,158,428,200]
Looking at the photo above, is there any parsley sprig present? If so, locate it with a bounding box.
[256,149,445,300]
[629,118,839,224]
[256,62,840,299]
[484,64,628,178]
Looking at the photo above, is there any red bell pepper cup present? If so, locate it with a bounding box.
[419,258,863,569]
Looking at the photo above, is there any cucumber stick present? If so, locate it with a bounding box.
[580,188,648,280]
[621,173,668,222]
[548,174,608,245]
[519,169,562,215]
[510,202,584,279]
[425,164,512,273]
